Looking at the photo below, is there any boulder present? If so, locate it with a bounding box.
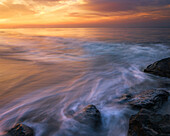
[128,89,169,110]
[6,124,34,136]
[144,57,170,78]
[128,108,170,136]
[74,105,101,129]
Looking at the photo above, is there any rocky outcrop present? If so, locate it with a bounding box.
[128,109,170,136]
[144,57,170,78]
[127,57,170,136]
[74,105,101,129]
[6,124,34,136]
[128,89,169,110]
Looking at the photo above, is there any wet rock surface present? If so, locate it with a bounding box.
[128,108,170,136]
[144,57,170,78]
[128,89,169,110]
[74,105,101,129]
[118,94,133,104]
[6,124,34,136]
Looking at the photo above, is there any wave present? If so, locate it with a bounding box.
[0,29,170,136]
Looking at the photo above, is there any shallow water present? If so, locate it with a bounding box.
[0,28,170,136]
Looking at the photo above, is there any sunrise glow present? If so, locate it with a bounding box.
[0,0,170,27]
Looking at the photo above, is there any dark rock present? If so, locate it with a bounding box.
[144,57,170,78]
[118,94,133,104]
[6,124,34,136]
[128,108,170,136]
[74,105,101,129]
[128,89,169,110]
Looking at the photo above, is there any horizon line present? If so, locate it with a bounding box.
[0,26,170,29]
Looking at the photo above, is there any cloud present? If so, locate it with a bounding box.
[79,0,170,12]
[0,3,35,18]
[0,0,169,27]
[80,1,136,12]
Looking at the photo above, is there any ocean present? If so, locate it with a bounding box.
[0,28,170,136]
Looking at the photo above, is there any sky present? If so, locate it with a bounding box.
[0,0,170,28]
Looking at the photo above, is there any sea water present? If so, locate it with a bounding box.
[0,28,170,136]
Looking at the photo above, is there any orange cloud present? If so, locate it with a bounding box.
[0,0,169,28]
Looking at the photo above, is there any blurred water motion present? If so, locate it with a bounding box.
[0,28,170,136]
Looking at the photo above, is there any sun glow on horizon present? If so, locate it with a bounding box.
[0,0,169,28]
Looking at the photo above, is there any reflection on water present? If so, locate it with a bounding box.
[1,28,170,43]
[0,28,170,136]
